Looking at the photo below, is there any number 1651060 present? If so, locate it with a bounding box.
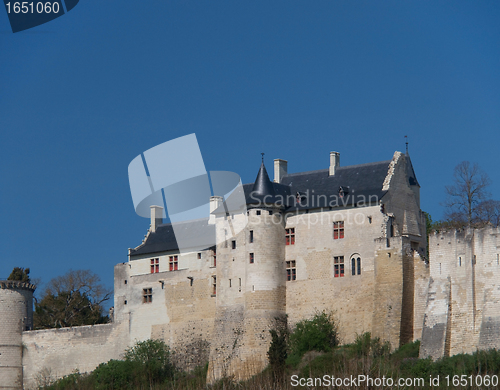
[5,2,60,14]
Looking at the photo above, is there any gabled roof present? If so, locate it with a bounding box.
[406,152,420,187]
[129,219,214,259]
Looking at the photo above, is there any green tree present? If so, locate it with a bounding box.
[289,311,338,358]
[267,315,289,382]
[124,339,174,387]
[7,267,31,283]
[34,269,110,329]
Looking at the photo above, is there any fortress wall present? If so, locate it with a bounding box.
[22,321,129,389]
[413,251,430,341]
[285,206,382,344]
[372,237,404,349]
[420,227,500,358]
[114,261,216,371]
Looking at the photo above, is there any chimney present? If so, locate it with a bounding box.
[329,152,340,176]
[209,196,223,224]
[150,205,164,233]
[274,159,288,183]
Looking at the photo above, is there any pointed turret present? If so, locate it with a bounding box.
[252,162,275,197]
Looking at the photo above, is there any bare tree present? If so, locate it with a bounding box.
[444,161,491,226]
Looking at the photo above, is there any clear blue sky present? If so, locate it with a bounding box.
[1,1,499,300]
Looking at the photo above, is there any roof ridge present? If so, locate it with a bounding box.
[282,160,391,178]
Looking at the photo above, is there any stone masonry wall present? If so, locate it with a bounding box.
[420,227,500,358]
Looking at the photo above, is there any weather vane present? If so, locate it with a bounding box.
[405,135,408,153]
[261,152,265,162]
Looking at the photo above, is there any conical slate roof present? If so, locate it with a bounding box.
[251,162,275,197]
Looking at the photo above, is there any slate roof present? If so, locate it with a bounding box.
[129,219,214,258]
[130,155,419,257]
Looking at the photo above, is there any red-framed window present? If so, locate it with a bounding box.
[334,256,344,277]
[333,221,344,239]
[286,260,296,281]
[285,228,295,245]
[169,255,178,271]
[150,258,159,273]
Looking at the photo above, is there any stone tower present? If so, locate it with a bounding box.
[207,161,286,383]
[0,280,36,389]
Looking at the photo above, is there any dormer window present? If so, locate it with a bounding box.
[338,186,349,198]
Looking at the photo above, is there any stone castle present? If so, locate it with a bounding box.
[1,150,499,389]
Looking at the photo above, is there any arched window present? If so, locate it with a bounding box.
[350,254,361,276]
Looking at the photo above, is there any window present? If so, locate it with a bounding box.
[212,276,216,296]
[285,228,295,245]
[197,252,201,259]
[286,260,296,281]
[150,258,159,273]
[232,240,236,249]
[212,248,217,267]
[269,210,273,215]
[333,221,344,239]
[169,255,178,271]
[249,253,254,264]
[334,256,344,277]
[351,255,361,275]
[143,288,152,303]
[256,210,261,216]
[249,230,254,243]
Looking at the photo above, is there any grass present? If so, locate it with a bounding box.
[39,338,500,390]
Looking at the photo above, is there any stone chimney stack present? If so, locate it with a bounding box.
[274,159,288,183]
[209,196,223,224]
[329,152,340,176]
[150,205,164,233]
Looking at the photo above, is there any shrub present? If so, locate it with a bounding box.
[124,339,175,386]
[288,311,338,359]
[93,359,135,389]
[267,315,289,380]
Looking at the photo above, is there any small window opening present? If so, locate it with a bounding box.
[197,253,201,259]
[143,288,152,303]
[124,280,127,285]
[269,210,273,215]
[286,228,295,245]
[124,300,127,305]
[249,253,254,264]
[151,258,159,273]
[334,256,344,277]
[232,240,236,250]
[286,260,296,281]
[229,279,232,288]
[169,256,178,271]
[333,221,344,239]
[459,257,462,267]
[249,230,254,243]
[256,210,261,216]
[212,276,216,296]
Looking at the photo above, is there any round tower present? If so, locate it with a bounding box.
[242,160,287,375]
[0,280,36,390]
[207,159,287,383]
